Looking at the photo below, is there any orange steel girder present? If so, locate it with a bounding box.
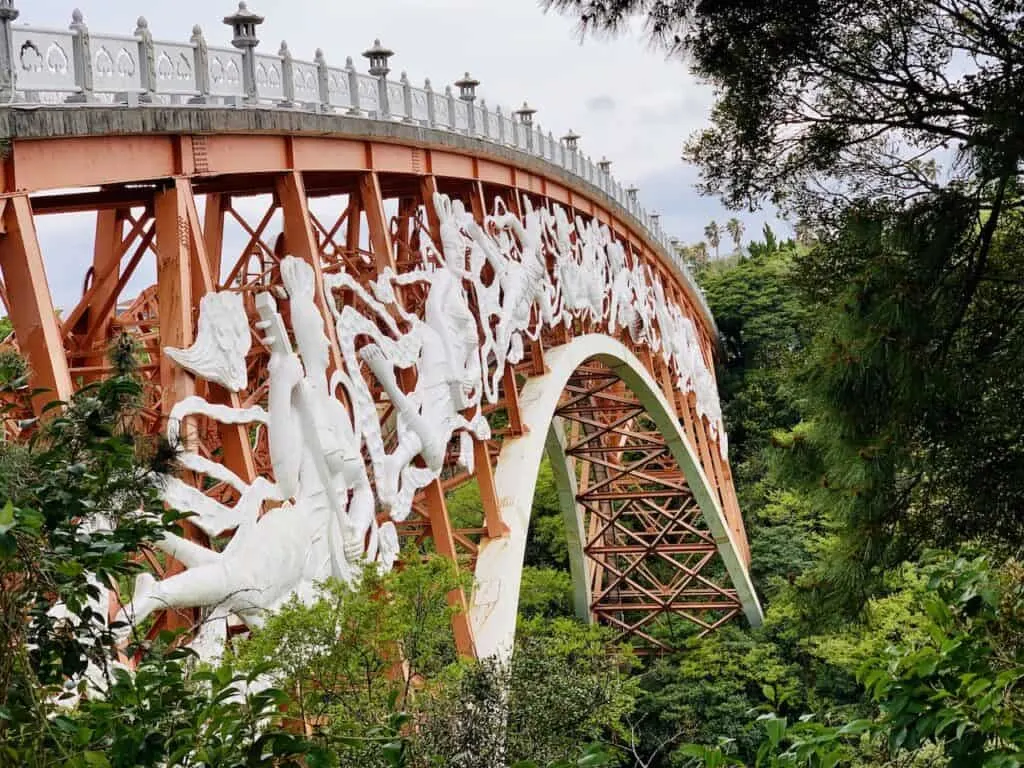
[555,364,742,651]
[0,128,750,655]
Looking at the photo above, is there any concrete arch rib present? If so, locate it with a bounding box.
[469,335,764,661]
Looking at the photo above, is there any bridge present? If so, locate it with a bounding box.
[0,2,762,660]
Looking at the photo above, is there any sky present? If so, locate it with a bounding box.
[21,0,786,310]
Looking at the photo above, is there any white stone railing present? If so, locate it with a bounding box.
[0,1,712,324]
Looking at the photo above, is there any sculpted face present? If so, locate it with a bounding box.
[165,291,251,392]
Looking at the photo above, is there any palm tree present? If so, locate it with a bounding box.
[726,217,745,255]
[703,221,721,260]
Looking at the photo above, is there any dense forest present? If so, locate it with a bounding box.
[5,0,1024,765]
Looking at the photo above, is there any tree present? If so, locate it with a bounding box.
[726,218,745,255]
[704,221,722,260]
[545,0,1024,604]
[773,198,1024,607]
[506,618,638,766]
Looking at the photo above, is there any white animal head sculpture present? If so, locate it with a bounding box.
[165,291,251,392]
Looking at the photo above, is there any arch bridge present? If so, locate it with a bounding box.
[0,2,762,659]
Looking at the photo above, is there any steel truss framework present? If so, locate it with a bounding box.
[556,365,740,651]
[0,118,753,656]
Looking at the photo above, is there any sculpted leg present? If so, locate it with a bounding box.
[155,531,222,568]
[347,481,376,559]
[120,564,236,626]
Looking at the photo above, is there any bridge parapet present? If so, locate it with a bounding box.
[0,1,710,318]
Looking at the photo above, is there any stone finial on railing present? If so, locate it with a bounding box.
[514,101,536,152]
[314,48,329,112]
[444,85,457,130]
[345,56,360,116]
[363,39,393,118]
[66,9,93,103]
[561,130,579,172]
[399,72,413,124]
[224,1,263,104]
[279,41,294,107]
[424,78,436,127]
[455,71,479,135]
[0,0,19,100]
[135,17,156,103]
[479,99,490,140]
[597,157,612,194]
[496,104,506,144]
[190,25,211,104]
[626,185,639,214]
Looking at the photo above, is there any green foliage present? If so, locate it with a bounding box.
[682,555,1024,767]
[230,555,464,766]
[0,371,323,767]
[774,200,1024,609]
[519,566,576,619]
[697,244,812,473]
[507,617,639,766]
[525,459,571,570]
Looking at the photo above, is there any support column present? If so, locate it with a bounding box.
[203,192,227,285]
[178,178,257,483]
[359,171,396,272]
[344,195,362,257]
[154,183,196,419]
[86,209,126,344]
[0,195,73,413]
[423,479,477,659]
[418,175,442,246]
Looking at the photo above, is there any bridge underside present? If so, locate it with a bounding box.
[0,112,759,657]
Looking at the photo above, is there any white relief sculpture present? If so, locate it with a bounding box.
[109,182,730,663]
[325,226,490,521]
[577,218,611,324]
[118,263,403,655]
[465,195,561,400]
[544,204,589,324]
[165,291,251,392]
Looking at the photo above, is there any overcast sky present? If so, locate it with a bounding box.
[22,0,786,310]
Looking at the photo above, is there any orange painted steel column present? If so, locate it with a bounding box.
[344,195,362,256]
[0,195,73,412]
[359,172,395,272]
[203,193,227,285]
[154,182,197,419]
[86,209,127,343]
[178,178,257,484]
[419,176,441,243]
[423,479,477,658]
[153,180,203,632]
